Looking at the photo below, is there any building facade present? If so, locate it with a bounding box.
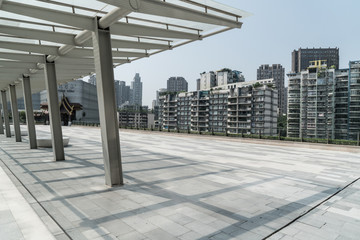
[88,74,96,85]
[167,77,188,92]
[216,68,245,86]
[199,71,216,90]
[16,92,41,110]
[348,60,360,140]
[131,73,142,106]
[257,64,285,114]
[159,82,278,136]
[155,88,167,107]
[87,74,123,108]
[40,79,99,122]
[199,69,245,91]
[292,47,339,73]
[119,80,131,107]
[118,105,149,128]
[287,60,360,140]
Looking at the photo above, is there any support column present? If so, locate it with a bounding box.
[92,17,123,186]
[22,76,37,149]
[0,102,4,134]
[9,85,21,142]
[1,91,11,137]
[44,57,64,161]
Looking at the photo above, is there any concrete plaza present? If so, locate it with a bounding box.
[0,125,359,240]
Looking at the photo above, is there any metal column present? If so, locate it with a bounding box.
[9,85,21,142]
[1,91,11,137]
[0,102,3,134]
[22,76,37,149]
[92,17,123,186]
[44,57,64,161]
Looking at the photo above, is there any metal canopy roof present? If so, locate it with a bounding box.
[0,0,249,94]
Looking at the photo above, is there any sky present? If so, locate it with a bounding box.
[113,0,360,107]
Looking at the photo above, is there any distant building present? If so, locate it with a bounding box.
[40,79,99,122]
[216,68,245,86]
[287,60,360,140]
[291,47,339,73]
[167,77,188,92]
[283,87,288,116]
[196,79,200,90]
[119,81,131,106]
[155,88,167,106]
[257,64,285,114]
[89,74,96,85]
[16,92,41,110]
[151,100,156,110]
[118,105,148,128]
[159,79,278,136]
[199,71,216,90]
[86,74,122,108]
[348,60,360,140]
[114,80,120,108]
[131,73,142,106]
[199,69,245,90]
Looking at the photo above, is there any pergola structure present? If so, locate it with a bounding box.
[0,0,248,186]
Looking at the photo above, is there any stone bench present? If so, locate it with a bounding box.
[3,125,29,136]
[11,130,28,136]
[37,136,70,148]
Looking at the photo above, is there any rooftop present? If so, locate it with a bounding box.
[1,126,360,239]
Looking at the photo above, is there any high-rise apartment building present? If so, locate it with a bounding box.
[199,71,216,90]
[199,69,245,90]
[118,106,149,129]
[155,88,167,106]
[216,68,245,86]
[287,60,360,140]
[159,80,278,136]
[86,74,123,108]
[131,73,142,106]
[119,81,131,106]
[348,60,360,140]
[257,64,285,114]
[291,47,339,73]
[114,80,120,108]
[167,77,188,92]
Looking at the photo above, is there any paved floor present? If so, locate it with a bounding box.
[0,125,359,240]
[0,155,56,240]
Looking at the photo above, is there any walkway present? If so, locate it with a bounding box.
[0,159,56,240]
[0,125,360,240]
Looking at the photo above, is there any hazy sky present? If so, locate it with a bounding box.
[113,0,360,107]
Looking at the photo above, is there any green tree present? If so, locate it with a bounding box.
[19,111,26,123]
[278,114,287,136]
[253,82,262,88]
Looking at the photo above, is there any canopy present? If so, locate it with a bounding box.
[0,0,249,94]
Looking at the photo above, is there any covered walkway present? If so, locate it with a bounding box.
[0,0,248,186]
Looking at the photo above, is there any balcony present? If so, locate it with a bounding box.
[238,101,252,105]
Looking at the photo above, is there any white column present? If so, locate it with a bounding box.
[22,76,37,149]
[9,85,21,142]
[44,57,64,161]
[1,91,11,137]
[0,101,4,135]
[92,17,123,186]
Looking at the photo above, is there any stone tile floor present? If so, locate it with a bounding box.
[0,152,56,240]
[0,125,359,240]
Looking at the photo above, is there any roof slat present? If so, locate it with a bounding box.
[99,0,242,28]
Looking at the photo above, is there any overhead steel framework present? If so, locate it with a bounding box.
[0,0,248,186]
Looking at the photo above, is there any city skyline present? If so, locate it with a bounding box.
[113,0,360,107]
